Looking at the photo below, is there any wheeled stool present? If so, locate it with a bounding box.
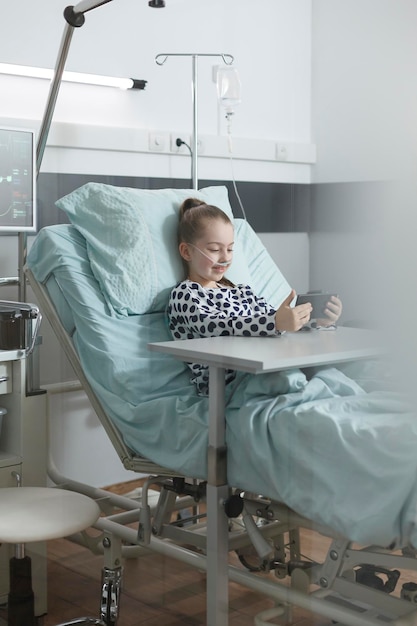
[0,487,106,626]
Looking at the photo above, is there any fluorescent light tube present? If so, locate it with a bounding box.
[0,63,146,90]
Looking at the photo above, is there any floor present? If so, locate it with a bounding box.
[0,478,393,626]
[41,533,333,626]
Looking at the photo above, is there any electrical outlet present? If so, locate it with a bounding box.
[186,137,205,155]
[276,143,289,161]
[149,132,168,152]
[170,135,205,155]
[170,134,190,153]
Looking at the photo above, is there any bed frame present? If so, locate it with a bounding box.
[24,264,417,626]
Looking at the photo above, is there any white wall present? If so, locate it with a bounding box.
[1,0,313,486]
[311,0,416,184]
[310,0,417,327]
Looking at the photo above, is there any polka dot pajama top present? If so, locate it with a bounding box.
[168,280,280,396]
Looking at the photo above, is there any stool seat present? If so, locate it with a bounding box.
[0,487,100,543]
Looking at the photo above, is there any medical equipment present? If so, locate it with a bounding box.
[23,182,417,626]
[216,64,241,146]
[216,64,241,126]
[215,64,247,220]
[0,126,36,234]
[0,301,41,353]
[187,243,232,267]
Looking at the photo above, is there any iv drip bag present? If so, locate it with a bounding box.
[216,66,241,114]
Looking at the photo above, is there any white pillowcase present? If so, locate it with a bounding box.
[56,183,252,315]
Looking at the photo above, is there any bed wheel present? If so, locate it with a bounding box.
[100,567,122,626]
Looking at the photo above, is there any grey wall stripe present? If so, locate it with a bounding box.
[310,181,390,233]
[36,173,311,233]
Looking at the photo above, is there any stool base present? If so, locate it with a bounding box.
[8,556,35,626]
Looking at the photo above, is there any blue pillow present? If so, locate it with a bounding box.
[56,183,252,315]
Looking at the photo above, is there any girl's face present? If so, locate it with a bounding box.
[180,218,234,288]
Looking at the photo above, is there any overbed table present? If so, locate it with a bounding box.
[149,327,383,626]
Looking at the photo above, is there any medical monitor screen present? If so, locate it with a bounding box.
[0,126,36,233]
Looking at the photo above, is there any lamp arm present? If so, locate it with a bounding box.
[36,23,74,175]
[36,2,114,175]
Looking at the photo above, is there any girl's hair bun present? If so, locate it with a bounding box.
[179,197,207,219]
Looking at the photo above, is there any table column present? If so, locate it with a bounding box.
[206,365,230,626]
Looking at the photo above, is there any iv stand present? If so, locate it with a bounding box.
[155,53,234,190]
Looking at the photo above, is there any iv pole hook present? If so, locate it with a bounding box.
[155,52,234,66]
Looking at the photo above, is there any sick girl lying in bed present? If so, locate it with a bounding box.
[168,197,343,395]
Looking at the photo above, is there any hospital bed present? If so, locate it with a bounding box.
[24,182,417,626]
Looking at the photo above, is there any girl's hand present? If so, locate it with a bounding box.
[275,289,312,332]
[316,295,343,327]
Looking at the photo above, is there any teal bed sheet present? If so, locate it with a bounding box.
[27,224,417,549]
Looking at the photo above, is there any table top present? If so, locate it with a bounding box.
[149,327,383,374]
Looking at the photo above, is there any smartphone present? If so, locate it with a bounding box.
[295,293,337,319]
